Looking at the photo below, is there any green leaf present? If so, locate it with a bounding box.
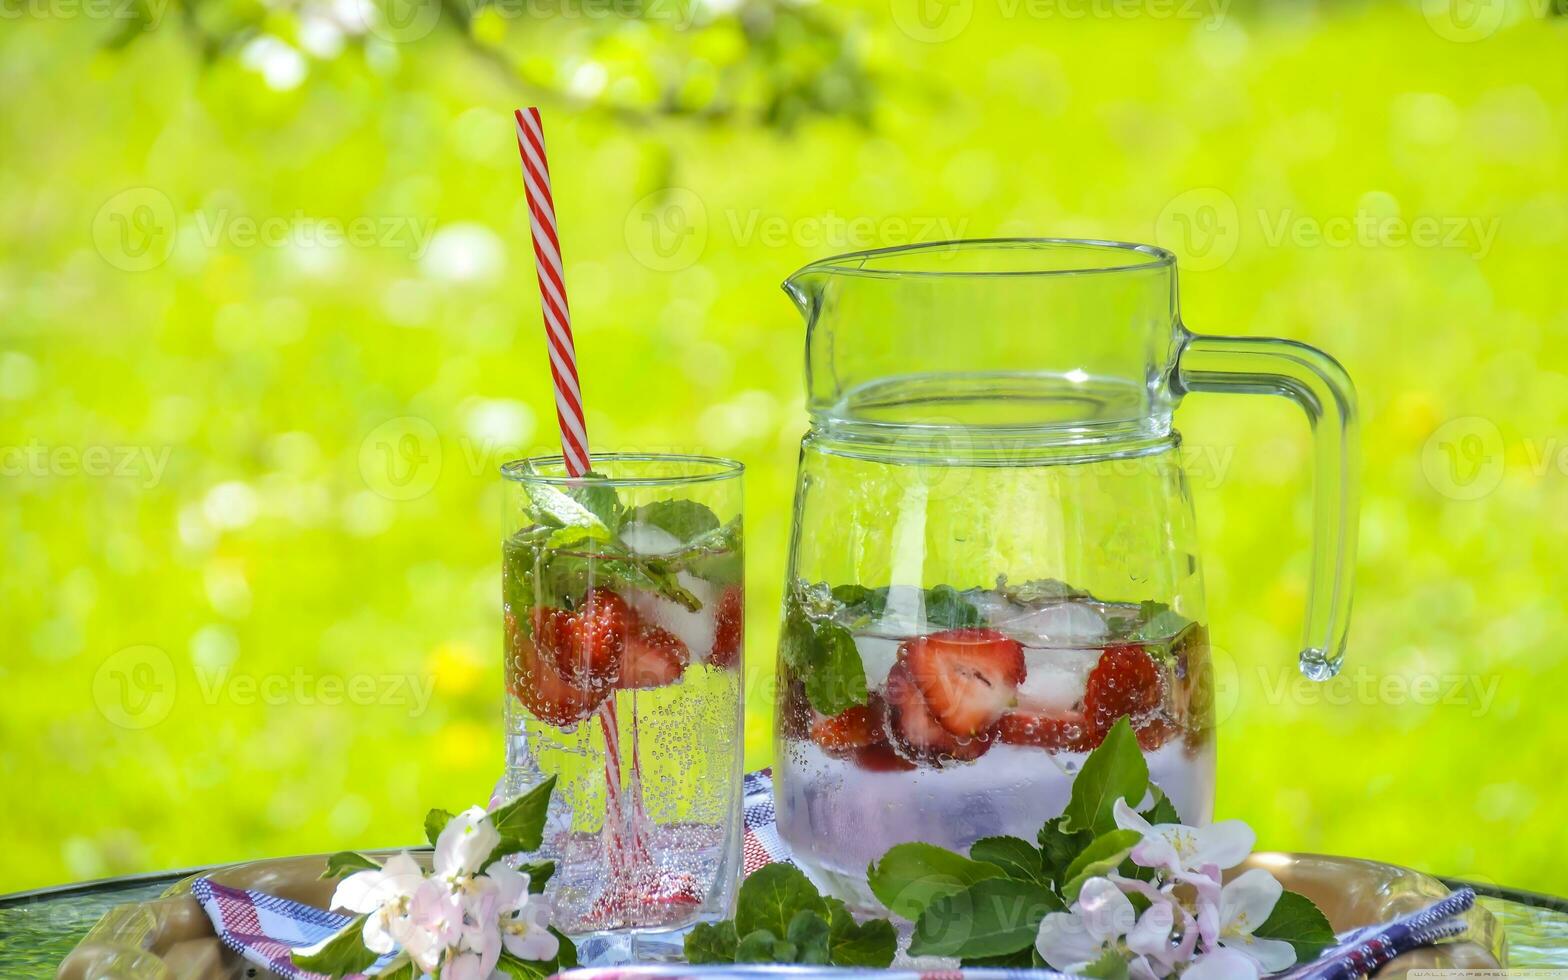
[680,520,744,585]
[424,808,455,848]
[994,576,1089,604]
[802,621,868,716]
[907,876,1063,958]
[968,836,1044,883]
[779,606,817,674]
[524,482,615,538]
[684,920,739,963]
[1130,600,1192,643]
[822,898,896,968]
[1038,815,1092,885]
[1061,830,1143,892]
[630,499,721,541]
[516,859,555,892]
[734,863,828,940]
[734,928,784,962]
[482,775,556,866]
[1140,785,1182,825]
[569,474,623,532]
[495,951,551,980]
[375,960,416,980]
[924,585,982,628]
[289,914,378,977]
[866,842,1006,921]
[960,947,1038,968]
[319,851,381,879]
[786,909,832,964]
[1254,888,1337,961]
[830,584,889,620]
[1078,948,1132,980]
[1062,716,1148,835]
[551,927,577,969]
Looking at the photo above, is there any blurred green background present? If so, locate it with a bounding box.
[2,0,1566,898]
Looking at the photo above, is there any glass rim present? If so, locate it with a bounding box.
[499,452,744,487]
[787,237,1176,280]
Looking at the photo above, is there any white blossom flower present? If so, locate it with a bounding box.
[1183,945,1266,980]
[434,806,502,882]
[1198,868,1298,972]
[488,863,560,961]
[1036,877,1140,970]
[329,852,430,956]
[1113,798,1254,876]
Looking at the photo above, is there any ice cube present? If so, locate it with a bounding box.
[960,589,1026,627]
[853,633,902,689]
[618,521,682,556]
[1017,648,1102,712]
[630,571,719,663]
[1004,601,1108,647]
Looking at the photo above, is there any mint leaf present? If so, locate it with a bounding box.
[424,808,454,848]
[734,863,828,940]
[802,621,868,716]
[925,585,982,628]
[1254,889,1336,961]
[1131,600,1191,643]
[1061,829,1143,902]
[1079,948,1132,980]
[786,910,832,964]
[524,482,615,539]
[483,775,556,866]
[866,842,1006,921]
[968,836,1044,884]
[823,897,896,967]
[290,914,378,976]
[685,920,739,963]
[779,606,816,674]
[630,499,720,542]
[995,576,1089,604]
[831,584,889,620]
[680,520,743,585]
[1062,716,1148,835]
[735,928,787,962]
[907,877,1062,957]
[320,851,381,879]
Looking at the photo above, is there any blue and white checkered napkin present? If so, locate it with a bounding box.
[194,769,1479,980]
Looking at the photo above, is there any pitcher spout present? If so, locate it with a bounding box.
[781,263,831,320]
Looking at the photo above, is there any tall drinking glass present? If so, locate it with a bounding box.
[500,454,745,962]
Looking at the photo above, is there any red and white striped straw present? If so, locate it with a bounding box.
[513,106,590,477]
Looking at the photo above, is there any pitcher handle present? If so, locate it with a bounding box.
[1174,330,1359,681]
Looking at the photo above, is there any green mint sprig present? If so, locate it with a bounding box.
[684,863,897,968]
[861,717,1335,965]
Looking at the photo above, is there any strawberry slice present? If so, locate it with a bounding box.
[851,742,918,772]
[708,585,743,668]
[618,622,689,689]
[903,628,1026,737]
[998,708,1096,752]
[1083,644,1164,738]
[884,660,992,765]
[809,696,887,756]
[534,587,631,692]
[1136,715,1178,751]
[507,613,605,726]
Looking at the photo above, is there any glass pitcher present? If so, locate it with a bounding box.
[771,238,1357,912]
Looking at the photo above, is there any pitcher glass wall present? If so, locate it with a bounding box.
[771,239,1357,912]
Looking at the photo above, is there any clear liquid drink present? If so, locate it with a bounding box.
[501,455,744,960]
